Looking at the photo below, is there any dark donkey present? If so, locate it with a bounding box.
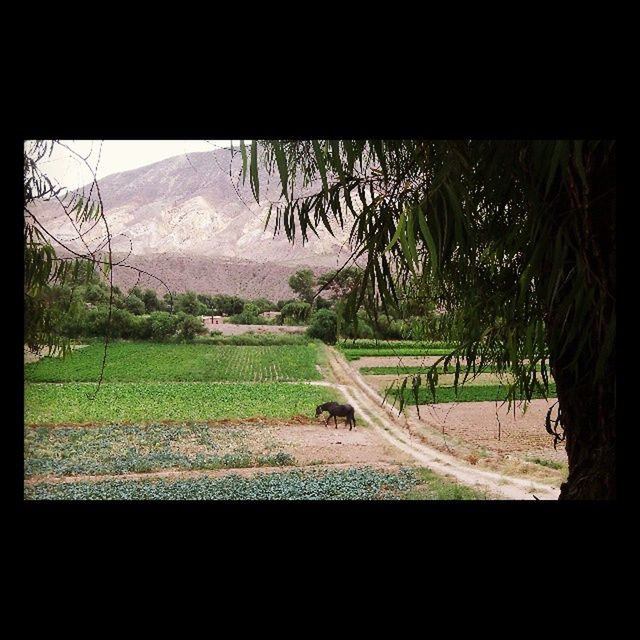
[315,402,356,430]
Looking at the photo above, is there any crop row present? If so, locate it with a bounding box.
[344,348,454,359]
[24,467,419,500]
[337,339,455,350]
[24,342,322,383]
[360,364,547,375]
[387,383,558,405]
[25,423,297,478]
[25,382,337,425]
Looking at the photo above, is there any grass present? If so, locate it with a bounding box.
[24,423,296,478]
[525,457,565,470]
[400,468,492,500]
[360,364,547,375]
[337,339,455,350]
[24,467,419,500]
[24,341,322,383]
[387,383,557,405]
[25,382,338,425]
[196,334,312,346]
[343,348,454,359]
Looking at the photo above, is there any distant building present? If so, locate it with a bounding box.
[201,315,225,326]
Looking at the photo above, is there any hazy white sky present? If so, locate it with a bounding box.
[30,140,241,190]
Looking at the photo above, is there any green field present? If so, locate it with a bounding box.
[24,465,491,500]
[388,383,557,405]
[24,423,296,478]
[25,382,336,425]
[25,341,322,383]
[344,348,454,360]
[25,467,418,500]
[360,364,547,375]
[337,339,455,350]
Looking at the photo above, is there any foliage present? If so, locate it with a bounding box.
[306,309,337,344]
[124,293,145,315]
[279,301,312,324]
[360,364,546,375]
[388,382,557,405]
[288,269,316,304]
[25,342,323,383]
[24,423,297,478]
[242,140,616,498]
[24,467,418,500]
[195,333,313,346]
[401,468,491,500]
[142,289,163,313]
[25,381,338,425]
[341,347,454,359]
[175,313,207,341]
[150,311,180,340]
[175,291,206,316]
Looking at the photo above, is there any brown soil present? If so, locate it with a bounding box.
[208,323,306,336]
[352,355,444,369]
[405,401,567,465]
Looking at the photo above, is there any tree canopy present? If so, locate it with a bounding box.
[242,139,616,499]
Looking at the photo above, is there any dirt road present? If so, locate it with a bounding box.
[323,346,561,500]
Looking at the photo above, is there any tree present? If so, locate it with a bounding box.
[175,291,202,316]
[307,309,337,344]
[124,294,145,316]
[279,301,312,325]
[242,140,616,500]
[142,288,161,313]
[317,267,362,301]
[288,269,316,304]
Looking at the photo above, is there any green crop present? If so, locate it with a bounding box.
[25,382,338,425]
[387,383,557,405]
[25,342,322,383]
[24,423,298,477]
[25,467,418,500]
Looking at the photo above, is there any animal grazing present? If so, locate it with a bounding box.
[315,402,356,430]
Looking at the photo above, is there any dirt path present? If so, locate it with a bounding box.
[323,346,561,500]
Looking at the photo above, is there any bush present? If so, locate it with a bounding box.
[228,311,264,325]
[175,314,206,341]
[125,294,145,315]
[307,309,337,344]
[340,312,374,340]
[280,301,312,325]
[150,311,179,340]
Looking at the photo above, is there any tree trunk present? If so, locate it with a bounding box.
[552,359,616,499]
[546,143,616,500]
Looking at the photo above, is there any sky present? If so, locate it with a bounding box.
[29,140,242,190]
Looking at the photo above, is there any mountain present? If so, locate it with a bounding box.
[31,147,354,298]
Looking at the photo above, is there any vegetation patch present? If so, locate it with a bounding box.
[343,348,453,359]
[25,341,322,383]
[525,457,565,470]
[25,382,338,425]
[25,467,418,500]
[360,364,546,375]
[24,423,297,478]
[400,468,492,500]
[388,383,557,405]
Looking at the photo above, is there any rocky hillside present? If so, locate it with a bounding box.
[32,146,353,268]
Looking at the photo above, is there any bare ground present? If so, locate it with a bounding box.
[324,347,562,499]
[207,323,306,335]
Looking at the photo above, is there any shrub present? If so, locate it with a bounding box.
[125,294,145,316]
[307,309,337,344]
[175,314,206,341]
[150,311,180,340]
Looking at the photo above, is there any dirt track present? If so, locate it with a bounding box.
[323,347,561,500]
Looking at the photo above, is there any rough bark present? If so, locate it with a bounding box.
[547,145,616,499]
